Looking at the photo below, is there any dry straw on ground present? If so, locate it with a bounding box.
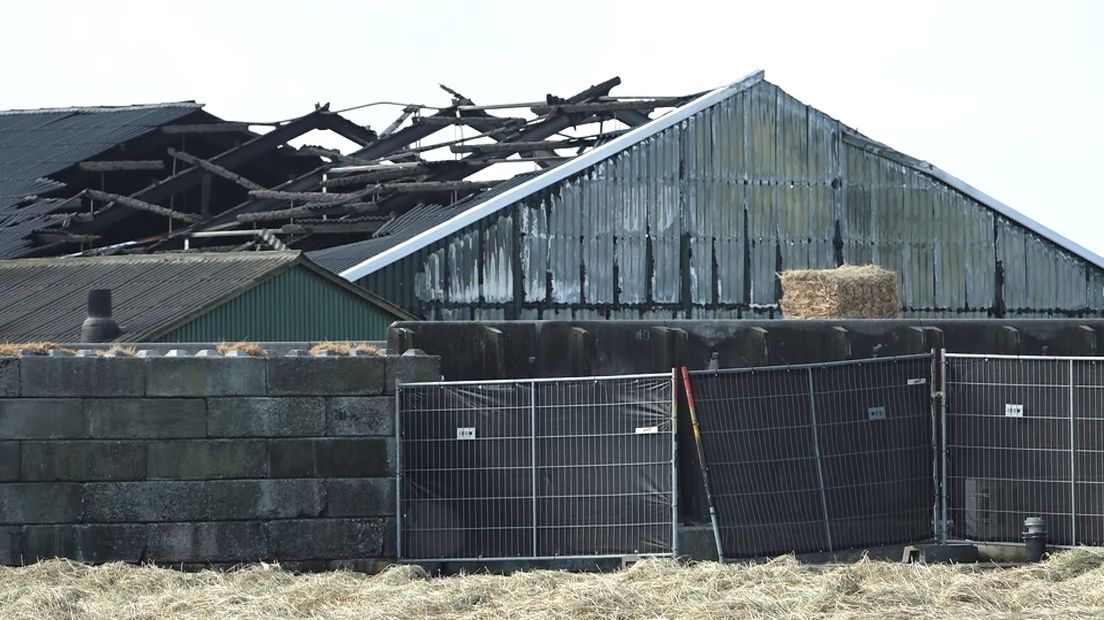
[4,551,1104,619]
[308,341,381,356]
[780,264,901,319]
[0,342,75,356]
[216,342,266,357]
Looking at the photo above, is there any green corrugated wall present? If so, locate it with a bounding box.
[157,266,401,342]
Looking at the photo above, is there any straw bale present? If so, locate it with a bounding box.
[780,264,901,319]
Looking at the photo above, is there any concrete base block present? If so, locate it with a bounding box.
[207,397,325,437]
[77,524,148,563]
[147,440,267,480]
[0,359,17,397]
[267,518,389,560]
[0,442,19,482]
[20,357,145,397]
[21,525,77,562]
[84,481,208,522]
[677,525,720,561]
[267,357,385,396]
[386,354,441,394]
[325,478,394,517]
[267,439,318,478]
[0,399,85,439]
[209,480,324,520]
[325,397,393,436]
[149,521,268,563]
[147,358,266,397]
[87,398,206,439]
[0,484,83,525]
[21,441,145,481]
[0,526,20,565]
[316,438,394,477]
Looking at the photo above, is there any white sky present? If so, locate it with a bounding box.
[4,0,1102,255]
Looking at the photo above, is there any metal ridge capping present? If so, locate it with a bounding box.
[337,70,768,282]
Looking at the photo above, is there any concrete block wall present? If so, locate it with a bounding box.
[0,349,439,571]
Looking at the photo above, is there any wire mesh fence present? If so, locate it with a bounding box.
[686,354,935,558]
[397,373,676,562]
[941,354,1104,546]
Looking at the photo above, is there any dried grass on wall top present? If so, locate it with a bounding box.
[780,265,901,319]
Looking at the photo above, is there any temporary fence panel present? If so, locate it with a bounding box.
[942,354,1104,546]
[687,354,934,557]
[397,373,676,562]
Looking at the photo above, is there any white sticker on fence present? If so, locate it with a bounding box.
[456,427,476,440]
[907,378,927,385]
[635,426,659,435]
[1005,404,1024,418]
[868,406,887,421]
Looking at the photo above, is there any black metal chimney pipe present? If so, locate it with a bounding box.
[80,289,121,343]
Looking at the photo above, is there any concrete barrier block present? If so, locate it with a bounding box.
[325,478,394,517]
[0,399,85,438]
[316,438,394,477]
[267,439,318,477]
[0,442,18,482]
[0,359,17,397]
[325,397,393,436]
[84,481,208,522]
[20,357,146,397]
[87,398,206,438]
[209,479,324,520]
[21,525,78,562]
[0,483,82,524]
[385,353,441,394]
[0,526,20,565]
[147,440,267,480]
[22,441,145,481]
[207,397,325,437]
[146,357,267,397]
[267,357,385,396]
[76,524,148,563]
[267,518,388,560]
[148,521,268,563]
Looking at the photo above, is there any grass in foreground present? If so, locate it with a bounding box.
[4,551,1104,619]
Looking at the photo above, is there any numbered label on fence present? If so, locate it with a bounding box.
[907,378,927,385]
[867,406,887,421]
[456,427,476,440]
[635,426,659,435]
[1005,404,1024,418]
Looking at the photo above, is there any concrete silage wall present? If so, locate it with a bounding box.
[0,349,439,571]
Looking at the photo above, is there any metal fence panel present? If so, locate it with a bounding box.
[398,373,676,562]
[688,354,934,557]
[943,354,1088,545]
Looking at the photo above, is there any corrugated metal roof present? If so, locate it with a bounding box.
[0,251,300,342]
[0,102,201,258]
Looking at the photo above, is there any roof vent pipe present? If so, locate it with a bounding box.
[81,289,121,343]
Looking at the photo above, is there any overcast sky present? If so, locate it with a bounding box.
[4,1,1101,256]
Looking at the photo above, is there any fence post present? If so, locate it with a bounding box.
[806,367,833,552]
[1070,359,1077,546]
[530,380,539,558]
[940,352,949,543]
[930,351,939,543]
[395,385,403,560]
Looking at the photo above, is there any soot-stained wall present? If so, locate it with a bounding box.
[0,349,439,571]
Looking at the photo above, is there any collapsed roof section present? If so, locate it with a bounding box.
[0,79,697,260]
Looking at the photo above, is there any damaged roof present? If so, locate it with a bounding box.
[0,251,412,342]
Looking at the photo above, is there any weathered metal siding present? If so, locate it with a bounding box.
[371,80,1104,320]
[160,266,400,341]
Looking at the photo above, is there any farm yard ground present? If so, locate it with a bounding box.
[3,551,1104,619]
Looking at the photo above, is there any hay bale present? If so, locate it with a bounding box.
[780,265,900,319]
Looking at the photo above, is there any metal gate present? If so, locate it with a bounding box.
[942,353,1104,546]
[397,372,677,562]
[686,354,936,558]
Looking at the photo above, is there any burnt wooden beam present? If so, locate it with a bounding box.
[369,180,503,194]
[280,219,390,235]
[248,189,358,202]
[322,167,426,189]
[529,97,684,115]
[321,113,378,146]
[416,115,526,127]
[77,160,165,172]
[613,109,652,127]
[236,201,377,223]
[450,133,624,154]
[295,146,373,166]
[167,147,265,191]
[33,230,102,243]
[46,212,94,223]
[83,189,202,224]
[161,122,253,135]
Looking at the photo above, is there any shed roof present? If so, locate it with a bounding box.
[0,250,412,342]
